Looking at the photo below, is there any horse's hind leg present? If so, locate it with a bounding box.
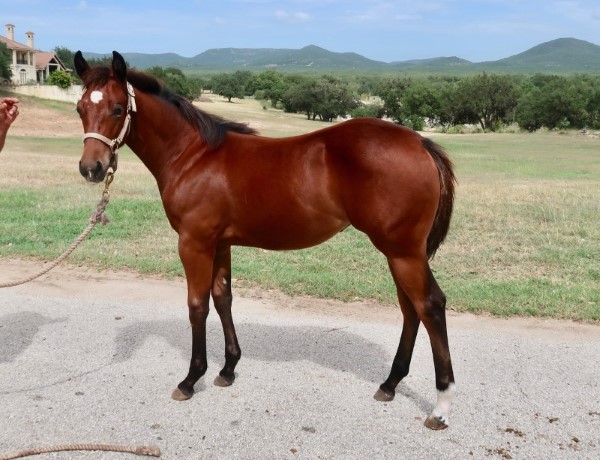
[374,280,420,401]
[383,255,456,430]
[211,244,241,387]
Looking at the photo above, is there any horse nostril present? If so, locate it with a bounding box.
[79,160,87,178]
[94,161,103,175]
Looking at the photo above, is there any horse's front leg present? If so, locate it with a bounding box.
[211,244,242,387]
[171,235,215,401]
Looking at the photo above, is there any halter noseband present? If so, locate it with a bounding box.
[82,82,137,168]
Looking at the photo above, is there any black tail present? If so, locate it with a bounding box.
[421,137,456,260]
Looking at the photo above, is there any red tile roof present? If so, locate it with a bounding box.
[35,51,54,69]
[0,34,32,51]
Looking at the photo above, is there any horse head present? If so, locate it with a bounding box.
[74,50,133,182]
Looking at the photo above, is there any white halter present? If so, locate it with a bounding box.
[82,82,137,163]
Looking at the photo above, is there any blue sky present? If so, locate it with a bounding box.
[2,0,600,63]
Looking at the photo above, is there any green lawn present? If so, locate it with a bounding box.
[1,128,598,322]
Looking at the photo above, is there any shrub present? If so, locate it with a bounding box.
[350,103,384,119]
[47,70,73,89]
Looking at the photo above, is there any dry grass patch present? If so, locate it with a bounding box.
[1,95,598,321]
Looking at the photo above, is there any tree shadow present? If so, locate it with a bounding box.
[0,312,65,364]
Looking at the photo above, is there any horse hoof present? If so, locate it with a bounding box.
[171,387,193,401]
[424,415,448,430]
[214,374,234,387]
[373,387,395,402]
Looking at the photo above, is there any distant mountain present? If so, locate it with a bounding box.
[185,45,389,71]
[82,38,600,74]
[83,51,188,68]
[390,56,473,72]
[478,38,600,73]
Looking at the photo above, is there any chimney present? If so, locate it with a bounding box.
[6,24,14,41]
[26,31,34,49]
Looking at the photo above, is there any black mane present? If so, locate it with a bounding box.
[82,66,257,148]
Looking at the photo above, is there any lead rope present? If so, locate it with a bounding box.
[0,443,160,459]
[0,172,114,289]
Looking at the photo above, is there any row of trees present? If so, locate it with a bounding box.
[207,71,600,132]
[7,46,600,132]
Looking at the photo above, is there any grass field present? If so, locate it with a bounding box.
[0,95,598,321]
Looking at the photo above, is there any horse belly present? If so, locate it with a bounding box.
[228,202,349,251]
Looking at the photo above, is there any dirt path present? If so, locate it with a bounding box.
[5,94,81,138]
[1,257,597,341]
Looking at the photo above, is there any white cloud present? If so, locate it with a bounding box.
[275,10,311,23]
[554,0,600,22]
[341,2,426,24]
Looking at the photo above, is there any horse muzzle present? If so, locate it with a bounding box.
[79,159,108,183]
[79,153,117,183]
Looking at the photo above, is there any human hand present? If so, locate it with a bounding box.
[0,97,20,126]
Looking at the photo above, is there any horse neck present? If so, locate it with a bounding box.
[125,91,199,186]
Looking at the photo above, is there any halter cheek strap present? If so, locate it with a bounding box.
[82,82,137,168]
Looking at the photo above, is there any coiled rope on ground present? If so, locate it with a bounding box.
[0,443,160,459]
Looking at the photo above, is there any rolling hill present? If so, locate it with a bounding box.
[83,38,600,74]
[477,38,600,73]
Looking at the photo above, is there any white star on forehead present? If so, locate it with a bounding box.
[90,90,104,104]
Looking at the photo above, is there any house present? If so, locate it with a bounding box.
[0,23,67,84]
[35,51,68,82]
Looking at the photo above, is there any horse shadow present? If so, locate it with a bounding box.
[111,316,432,412]
[112,318,390,382]
[0,312,66,364]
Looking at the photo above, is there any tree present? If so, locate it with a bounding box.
[514,82,544,132]
[146,66,202,101]
[515,75,594,131]
[351,102,385,119]
[453,73,520,131]
[353,75,383,97]
[313,75,358,122]
[247,70,287,107]
[586,85,600,129]
[436,81,462,128]
[0,42,11,81]
[402,82,442,130]
[282,76,318,119]
[281,75,358,122]
[375,77,411,123]
[211,72,247,102]
[54,46,75,70]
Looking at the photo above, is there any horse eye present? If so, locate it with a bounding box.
[113,106,123,117]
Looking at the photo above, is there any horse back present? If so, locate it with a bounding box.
[167,118,442,251]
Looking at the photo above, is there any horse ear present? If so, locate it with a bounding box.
[74,51,90,79]
[112,51,127,82]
